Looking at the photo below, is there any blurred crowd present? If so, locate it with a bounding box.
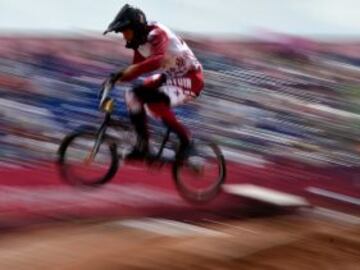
[0,34,360,168]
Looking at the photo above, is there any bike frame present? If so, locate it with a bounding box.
[59,83,226,202]
[93,103,173,163]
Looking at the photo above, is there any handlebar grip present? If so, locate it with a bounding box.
[110,71,124,84]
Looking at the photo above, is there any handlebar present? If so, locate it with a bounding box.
[99,71,125,109]
[98,79,117,113]
[99,82,113,107]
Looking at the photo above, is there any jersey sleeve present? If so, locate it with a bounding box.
[132,50,145,64]
[148,28,169,56]
[122,28,169,81]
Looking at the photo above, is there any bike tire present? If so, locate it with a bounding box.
[57,130,119,187]
[172,140,226,203]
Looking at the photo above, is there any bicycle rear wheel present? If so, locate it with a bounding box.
[172,140,226,203]
[58,131,118,187]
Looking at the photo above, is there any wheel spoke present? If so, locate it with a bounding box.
[58,132,118,186]
[173,141,226,202]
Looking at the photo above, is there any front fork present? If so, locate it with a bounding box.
[85,113,111,165]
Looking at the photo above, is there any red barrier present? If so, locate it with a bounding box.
[0,161,358,228]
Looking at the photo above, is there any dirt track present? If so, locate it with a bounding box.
[0,215,359,270]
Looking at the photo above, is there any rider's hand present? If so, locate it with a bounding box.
[102,72,119,89]
[101,69,124,89]
[99,70,123,110]
[99,70,124,100]
[110,70,124,85]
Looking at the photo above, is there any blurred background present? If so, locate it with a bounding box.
[1,0,360,168]
[0,1,359,269]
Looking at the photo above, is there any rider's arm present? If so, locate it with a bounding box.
[120,29,169,82]
[106,51,145,84]
[133,50,145,64]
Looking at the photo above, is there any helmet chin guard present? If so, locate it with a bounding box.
[104,4,149,49]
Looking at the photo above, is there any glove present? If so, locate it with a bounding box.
[109,70,124,85]
[101,70,123,88]
[99,71,123,98]
[98,71,123,110]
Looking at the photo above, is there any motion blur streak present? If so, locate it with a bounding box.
[0,30,360,270]
[0,34,360,168]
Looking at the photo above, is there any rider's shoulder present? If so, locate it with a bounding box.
[147,22,171,42]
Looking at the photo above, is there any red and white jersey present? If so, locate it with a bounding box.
[125,22,202,80]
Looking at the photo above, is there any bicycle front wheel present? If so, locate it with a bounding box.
[58,131,119,187]
[172,140,226,203]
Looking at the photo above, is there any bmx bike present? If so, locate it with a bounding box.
[57,83,226,202]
